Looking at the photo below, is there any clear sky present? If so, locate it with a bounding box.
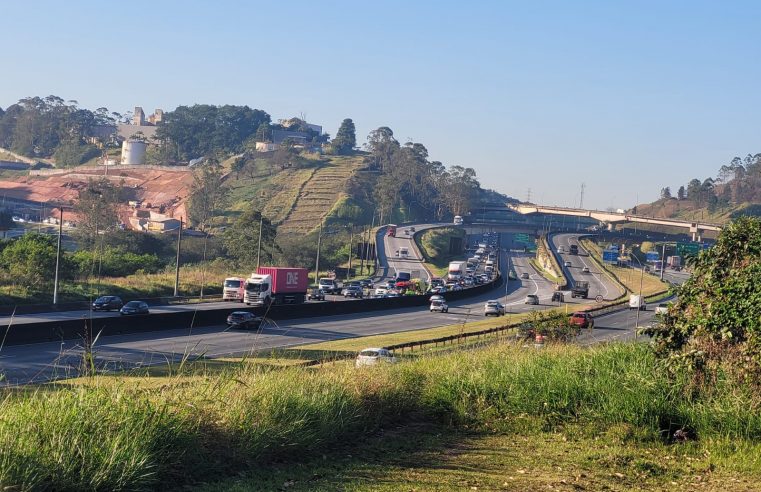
[1,0,759,209]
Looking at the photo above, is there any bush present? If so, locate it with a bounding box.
[70,248,165,278]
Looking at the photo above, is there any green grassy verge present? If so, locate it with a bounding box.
[414,226,466,278]
[582,238,668,298]
[528,257,563,284]
[5,343,761,489]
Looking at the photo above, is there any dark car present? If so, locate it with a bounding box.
[119,301,149,316]
[359,279,373,289]
[342,286,364,298]
[92,295,124,311]
[307,288,326,301]
[226,311,262,329]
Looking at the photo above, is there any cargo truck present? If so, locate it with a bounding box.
[386,224,397,237]
[569,244,579,255]
[447,261,466,281]
[222,277,246,302]
[571,281,589,299]
[666,255,682,269]
[244,267,308,306]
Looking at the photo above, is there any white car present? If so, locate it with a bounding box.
[564,261,572,267]
[374,286,389,297]
[484,300,506,316]
[355,348,397,367]
[582,267,590,273]
[655,303,669,315]
[430,299,449,313]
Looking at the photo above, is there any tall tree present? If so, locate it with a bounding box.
[332,118,356,155]
[223,206,278,268]
[660,187,672,199]
[187,158,229,228]
[677,186,686,200]
[73,178,122,249]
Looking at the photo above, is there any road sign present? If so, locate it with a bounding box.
[676,243,700,256]
[602,249,618,263]
[514,233,531,244]
[595,295,604,303]
[645,251,660,262]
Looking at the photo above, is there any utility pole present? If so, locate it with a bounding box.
[52,207,63,305]
[173,217,183,297]
[660,243,666,281]
[256,213,264,270]
[347,225,354,279]
[526,188,532,203]
[313,221,323,287]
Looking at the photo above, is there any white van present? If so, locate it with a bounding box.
[453,215,463,225]
[629,295,646,311]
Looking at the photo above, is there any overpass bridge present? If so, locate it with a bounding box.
[510,204,722,241]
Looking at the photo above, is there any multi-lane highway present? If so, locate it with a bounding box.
[551,233,625,301]
[0,229,669,386]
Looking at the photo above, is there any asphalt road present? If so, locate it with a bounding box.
[551,233,626,301]
[0,233,591,385]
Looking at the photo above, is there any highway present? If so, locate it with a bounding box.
[551,233,626,301]
[0,232,600,385]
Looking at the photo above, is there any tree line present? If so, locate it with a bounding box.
[659,153,761,213]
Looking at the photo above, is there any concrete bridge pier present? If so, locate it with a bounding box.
[690,225,703,242]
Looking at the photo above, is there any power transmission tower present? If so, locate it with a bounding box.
[579,183,586,209]
[526,188,532,203]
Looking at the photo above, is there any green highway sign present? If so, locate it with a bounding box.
[514,233,531,244]
[676,243,701,256]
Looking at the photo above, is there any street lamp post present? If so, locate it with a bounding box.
[629,248,645,337]
[52,207,64,305]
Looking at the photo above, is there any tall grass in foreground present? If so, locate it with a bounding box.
[3,343,761,490]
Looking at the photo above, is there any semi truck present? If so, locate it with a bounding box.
[244,267,308,306]
[571,281,589,299]
[386,224,397,237]
[222,277,246,301]
[447,261,466,281]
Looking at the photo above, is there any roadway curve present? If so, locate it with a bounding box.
[550,233,626,301]
[0,232,604,385]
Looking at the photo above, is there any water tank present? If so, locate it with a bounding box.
[121,140,148,165]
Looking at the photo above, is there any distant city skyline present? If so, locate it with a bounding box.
[1,0,759,209]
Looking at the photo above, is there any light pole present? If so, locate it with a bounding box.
[313,221,323,287]
[629,247,645,337]
[256,213,264,270]
[52,207,64,305]
[173,216,183,297]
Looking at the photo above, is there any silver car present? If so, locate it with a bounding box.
[484,300,505,316]
[355,348,397,367]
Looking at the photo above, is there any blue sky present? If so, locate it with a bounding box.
[1,0,759,209]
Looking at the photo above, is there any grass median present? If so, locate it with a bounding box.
[582,238,668,297]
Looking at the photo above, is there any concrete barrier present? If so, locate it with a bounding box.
[0,277,502,346]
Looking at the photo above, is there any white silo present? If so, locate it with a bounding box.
[121,140,148,165]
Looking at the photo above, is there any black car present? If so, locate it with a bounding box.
[342,286,364,298]
[359,279,373,289]
[307,288,326,301]
[92,296,124,311]
[119,301,149,316]
[226,311,262,329]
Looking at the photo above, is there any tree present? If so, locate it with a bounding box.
[187,159,229,229]
[686,179,702,200]
[0,209,13,238]
[73,178,122,249]
[0,233,59,288]
[223,206,278,268]
[660,187,672,199]
[332,118,356,155]
[677,186,686,200]
[643,217,761,383]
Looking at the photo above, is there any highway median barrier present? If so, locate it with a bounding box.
[0,275,504,347]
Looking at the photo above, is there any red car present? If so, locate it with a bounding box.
[569,312,594,329]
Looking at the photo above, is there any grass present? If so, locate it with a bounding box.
[528,257,564,285]
[6,343,761,489]
[415,226,466,278]
[582,239,669,297]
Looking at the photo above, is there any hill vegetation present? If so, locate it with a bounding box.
[637,152,761,224]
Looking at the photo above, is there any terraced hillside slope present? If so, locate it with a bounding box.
[276,156,365,234]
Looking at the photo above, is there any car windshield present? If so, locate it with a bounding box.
[224,280,241,288]
[572,313,585,318]
[125,301,141,307]
[359,350,379,357]
[431,300,444,306]
[96,296,113,302]
[319,279,333,285]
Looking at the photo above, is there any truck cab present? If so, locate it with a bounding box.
[222,277,246,301]
[318,277,341,294]
[244,274,272,306]
[569,244,579,255]
[571,281,589,299]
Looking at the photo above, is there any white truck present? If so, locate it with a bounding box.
[448,261,466,281]
[629,294,647,311]
[222,277,246,302]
